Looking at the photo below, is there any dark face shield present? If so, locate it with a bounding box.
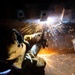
[0,25,26,69]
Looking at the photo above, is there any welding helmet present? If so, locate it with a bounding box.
[0,25,26,64]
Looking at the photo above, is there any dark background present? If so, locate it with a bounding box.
[0,0,75,20]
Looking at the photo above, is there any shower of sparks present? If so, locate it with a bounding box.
[21,8,75,53]
[24,8,66,37]
[24,18,65,36]
[23,17,75,53]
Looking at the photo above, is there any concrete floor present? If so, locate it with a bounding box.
[39,53,75,75]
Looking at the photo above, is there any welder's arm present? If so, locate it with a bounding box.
[24,43,41,63]
[24,32,42,43]
[21,44,46,75]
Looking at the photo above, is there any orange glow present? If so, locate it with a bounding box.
[37,48,57,65]
[37,48,58,62]
[38,48,56,55]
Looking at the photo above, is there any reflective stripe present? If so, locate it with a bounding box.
[0,69,11,75]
